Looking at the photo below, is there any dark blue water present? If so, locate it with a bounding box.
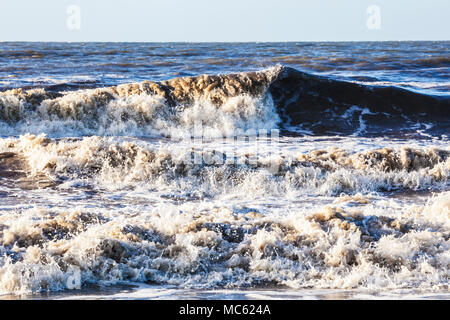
[1,41,449,95]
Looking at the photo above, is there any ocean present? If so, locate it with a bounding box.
[0,42,448,300]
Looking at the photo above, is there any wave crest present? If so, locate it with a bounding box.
[1,66,448,137]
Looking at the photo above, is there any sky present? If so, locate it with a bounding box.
[0,0,448,42]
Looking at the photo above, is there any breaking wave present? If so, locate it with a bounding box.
[1,66,448,138]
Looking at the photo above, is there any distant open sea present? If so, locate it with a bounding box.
[0,42,448,299]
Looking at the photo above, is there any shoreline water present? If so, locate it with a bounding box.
[3,283,449,300]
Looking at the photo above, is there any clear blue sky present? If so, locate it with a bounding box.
[0,0,448,42]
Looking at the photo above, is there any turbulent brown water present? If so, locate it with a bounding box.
[0,42,448,299]
[1,65,449,137]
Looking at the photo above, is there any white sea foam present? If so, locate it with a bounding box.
[0,135,448,195]
[0,89,279,138]
[0,134,448,295]
[0,190,448,295]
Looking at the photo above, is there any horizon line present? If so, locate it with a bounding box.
[1,39,449,43]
